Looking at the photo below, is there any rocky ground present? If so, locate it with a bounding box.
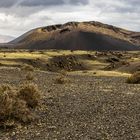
[0,68,140,140]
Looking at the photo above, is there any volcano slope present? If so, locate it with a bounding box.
[8,21,140,51]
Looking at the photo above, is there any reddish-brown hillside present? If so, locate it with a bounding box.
[8,21,140,50]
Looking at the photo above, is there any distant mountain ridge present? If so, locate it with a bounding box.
[0,34,15,43]
[4,21,140,50]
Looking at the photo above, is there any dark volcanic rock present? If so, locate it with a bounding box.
[5,21,140,51]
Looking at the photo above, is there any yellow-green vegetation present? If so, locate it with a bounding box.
[127,71,140,84]
[0,50,139,77]
[69,70,131,77]
[0,50,92,66]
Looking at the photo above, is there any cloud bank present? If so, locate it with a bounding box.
[0,0,139,37]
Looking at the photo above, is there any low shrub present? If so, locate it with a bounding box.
[59,70,67,76]
[0,83,41,128]
[12,99,34,123]
[55,75,69,84]
[18,83,41,108]
[25,72,34,81]
[21,64,34,72]
[126,71,140,84]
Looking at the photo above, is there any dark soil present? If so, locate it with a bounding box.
[0,68,140,140]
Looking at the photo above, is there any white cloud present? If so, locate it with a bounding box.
[0,0,140,37]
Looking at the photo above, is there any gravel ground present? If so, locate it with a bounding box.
[0,68,140,140]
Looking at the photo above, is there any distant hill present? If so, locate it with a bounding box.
[0,35,14,43]
[6,21,140,50]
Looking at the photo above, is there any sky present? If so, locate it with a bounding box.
[0,0,140,38]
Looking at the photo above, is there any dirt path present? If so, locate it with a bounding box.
[0,69,140,140]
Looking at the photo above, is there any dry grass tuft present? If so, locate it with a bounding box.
[59,70,67,76]
[0,88,15,121]
[55,70,69,84]
[25,72,34,81]
[12,99,34,123]
[18,83,41,108]
[21,64,34,72]
[55,75,69,84]
[0,83,41,128]
[126,71,140,84]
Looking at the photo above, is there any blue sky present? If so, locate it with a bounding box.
[0,0,140,37]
